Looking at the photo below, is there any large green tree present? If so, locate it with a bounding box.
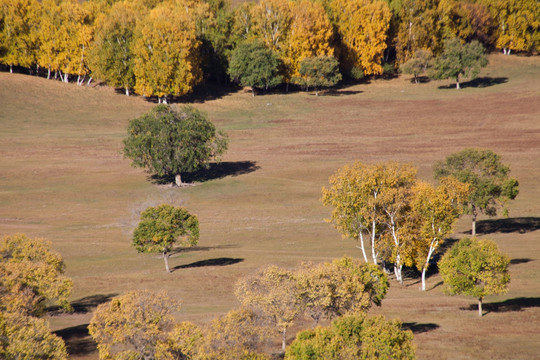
[438,237,510,317]
[228,40,283,95]
[429,38,488,89]
[434,148,519,236]
[132,204,199,273]
[123,105,229,186]
[285,313,416,360]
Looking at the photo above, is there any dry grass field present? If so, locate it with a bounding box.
[1,53,539,359]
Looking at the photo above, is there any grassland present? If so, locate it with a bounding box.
[1,53,539,359]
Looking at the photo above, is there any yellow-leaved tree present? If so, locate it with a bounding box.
[285,0,334,80]
[132,0,202,103]
[327,0,391,77]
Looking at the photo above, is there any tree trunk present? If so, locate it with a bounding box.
[456,77,460,89]
[478,297,483,317]
[10,64,12,73]
[163,251,170,273]
[281,328,287,352]
[394,262,403,285]
[421,240,437,291]
[356,233,369,263]
[371,220,378,265]
[175,174,182,187]
[252,88,255,96]
[472,211,477,237]
[125,87,130,96]
[47,67,51,80]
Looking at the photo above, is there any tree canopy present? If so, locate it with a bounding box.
[228,40,283,95]
[438,237,510,316]
[123,104,229,186]
[434,148,519,236]
[293,55,342,95]
[133,204,199,272]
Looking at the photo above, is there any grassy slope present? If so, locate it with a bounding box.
[0,54,539,359]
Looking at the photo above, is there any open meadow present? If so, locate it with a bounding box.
[1,53,539,359]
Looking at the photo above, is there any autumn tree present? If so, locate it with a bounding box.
[0,234,73,316]
[235,265,302,352]
[123,105,229,186]
[132,0,202,103]
[293,55,342,95]
[411,177,470,291]
[284,0,334,82]
[438,237,510,317]
[327,0,391,77]
[197,308,269,359]
[0,0,39,72]
[0,312,68,359]
[321,162,386,265]
[250,0,292,55]
[285,313,416,360]
[429,38,488,89]
[132,204,199,273]
[434,148,519,236]
[395,0,443,63]
[296,257,388,326]
[155,321,203,360]
[399,49,432,83]
[228,40,283,95]
[89,290,180,359]
[481,0,540,54]
[438,0,495,47]
[88,0,141,95]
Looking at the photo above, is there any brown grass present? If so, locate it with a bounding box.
[0,53,539,359]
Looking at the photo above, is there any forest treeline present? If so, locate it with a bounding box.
[0,0,538,100]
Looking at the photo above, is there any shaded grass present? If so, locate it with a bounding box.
[1,53,539,359]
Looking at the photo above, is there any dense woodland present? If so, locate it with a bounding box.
[0,0,538,100]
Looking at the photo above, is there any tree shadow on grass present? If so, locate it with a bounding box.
[170,244,240,256]
[402,322,440,334]
[510,258,533,265]
[53,324,96,356]
[460,297,540,315]
[438,77,508,89]
[467,217,540,235]
[47,293,118,315]
[322,89,364,96]
[150,161,260,185]
[172,257,244,271]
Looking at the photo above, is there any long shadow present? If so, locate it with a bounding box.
[402,322,440,334]
[172,257,244,271]
[510,258,533,265]
[460,297,540,315]
[323,89,363,96]
[53,324,97,356]
[438,77,508,89]
[150,160,260,185]
[170,244,240,255]
[468,217,540,235]
[47,293,118,315]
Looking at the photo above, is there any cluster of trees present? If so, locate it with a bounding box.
[87,257,415,359]
[1,0,538,98]
[322,148,518,290]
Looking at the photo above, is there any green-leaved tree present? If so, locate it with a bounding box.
[132,204,199,273]
[434,148,519,236]
[429,38,488,89]
[293,55,342,96]
[228,40,283,95]
[438,237,510,317]
[400,49,432,84]
[123,105,229,186]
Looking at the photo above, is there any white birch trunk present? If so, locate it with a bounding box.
[163,251,170,273]
[356,232,369,263]
[371,220,378,264]
[421,239,437,291]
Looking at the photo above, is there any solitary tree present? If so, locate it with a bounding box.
[123,105,229,187]
[228,40,283,95]
[285,313,415,360]
[400,49,433,83]
[293,55,342,95]
[438,237,510,317]
[132,204,199,273]
[434,148,519,236]
[0,234,73,316]
[89,290,180,359]
[429,38,488,89]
